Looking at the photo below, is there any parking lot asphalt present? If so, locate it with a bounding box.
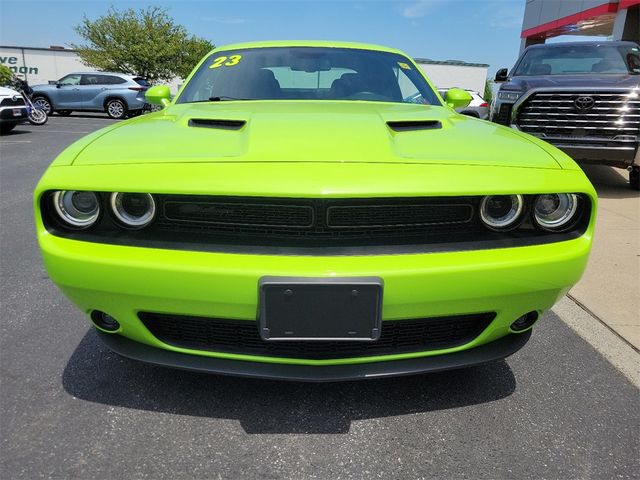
[1,116,639,479]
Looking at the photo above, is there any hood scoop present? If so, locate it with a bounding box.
[189,118,246,130]
[387,120,441,132]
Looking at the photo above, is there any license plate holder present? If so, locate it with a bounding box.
[259,277,383,341]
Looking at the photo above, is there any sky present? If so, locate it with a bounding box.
[0,0,608,76]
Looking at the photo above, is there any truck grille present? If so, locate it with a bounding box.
[0,97,25,107]
[138,312,495,359]
[516,91,640,140]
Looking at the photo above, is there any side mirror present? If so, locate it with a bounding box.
[145,85,171,108]
[444,88,472,110]
[495,68,508,83]
[56,82,61,88]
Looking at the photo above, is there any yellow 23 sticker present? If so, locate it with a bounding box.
[398,62,411,70]
[210,55,242,68]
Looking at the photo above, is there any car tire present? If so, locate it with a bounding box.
[630,166,640,191]
[57,110,72,116]
[0,123,16,135]
[105,99,127,119]
[32,96,52,115]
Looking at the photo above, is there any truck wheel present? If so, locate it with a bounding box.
[630,166,640,191]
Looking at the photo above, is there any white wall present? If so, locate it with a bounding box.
[418,64,488,93]
[0,46,183,93]
[0,47,86,85]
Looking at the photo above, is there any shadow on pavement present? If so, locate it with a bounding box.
[63,329,517,434]
[581,164,637,199]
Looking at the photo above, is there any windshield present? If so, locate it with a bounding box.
[514,44,640,76]
[177,47,441,105]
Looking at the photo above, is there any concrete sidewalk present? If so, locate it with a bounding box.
[570,165,640,350]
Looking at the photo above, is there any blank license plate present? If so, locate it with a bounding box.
[259,277,383,341]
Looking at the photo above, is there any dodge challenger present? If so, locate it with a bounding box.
[34,41,596,381]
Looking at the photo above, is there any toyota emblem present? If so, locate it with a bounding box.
[574,96,595,111]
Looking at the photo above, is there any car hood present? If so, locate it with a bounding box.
[504,74,640,91]
[73,101,562,169]
[0,86,20,97]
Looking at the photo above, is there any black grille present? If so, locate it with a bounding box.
[138,312,495,359]
[516,91,640,140]
[0,97,25,107]
[155,196,479,246]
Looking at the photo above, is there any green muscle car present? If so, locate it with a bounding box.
[34,41,596,381]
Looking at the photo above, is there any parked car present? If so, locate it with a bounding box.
[491,41,640,190]
[438,88,489,119]
[0,86,28,134]
[34,41,596,381]
[30,72,150,119]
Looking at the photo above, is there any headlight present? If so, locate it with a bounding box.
[480,195,524,230]
[110,192,155,228]
[533,194,579,231]
[52,191,100,228]
[497,91,521,102]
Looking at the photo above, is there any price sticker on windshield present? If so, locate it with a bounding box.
[398,62,411,70]
[210,55,242,69]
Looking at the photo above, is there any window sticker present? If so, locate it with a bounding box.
[398,62,411,70]
[210,55,243,68]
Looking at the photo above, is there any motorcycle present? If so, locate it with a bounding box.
[19,89,48,126]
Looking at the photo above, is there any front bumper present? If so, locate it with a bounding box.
[39,231,592,371]
[0,105,28,123]
[97,328,531,381]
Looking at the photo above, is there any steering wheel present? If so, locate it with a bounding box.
[345,91,392,101]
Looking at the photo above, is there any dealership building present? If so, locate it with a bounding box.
[0,44,489,94]
[521,0,639,51]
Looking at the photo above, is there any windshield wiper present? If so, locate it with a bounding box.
[209,96,250,101]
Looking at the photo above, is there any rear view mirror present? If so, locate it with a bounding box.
[444,88,472,110]
[145,85,171,107]
[495,68,508,82]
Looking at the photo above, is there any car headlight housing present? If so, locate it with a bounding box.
[479,194,524,231]
[533,193,579,231]
[497,91,521,102]
[52,190,100,228]
[110,192,156,228]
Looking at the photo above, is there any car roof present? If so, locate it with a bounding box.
[525,40,639,50]
[209,40,406,55]
[65,72,140,78]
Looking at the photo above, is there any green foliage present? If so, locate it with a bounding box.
[72,6,214,82]
[483,79,493,105]
[0,64,13,86]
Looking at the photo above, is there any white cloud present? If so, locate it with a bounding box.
[402,0,444,19]
[485,1,526,29]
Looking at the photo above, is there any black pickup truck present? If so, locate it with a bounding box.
[491,41,640,190]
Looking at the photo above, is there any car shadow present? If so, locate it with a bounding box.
[581,165,638,199]
[1,127,31,136]
[63,329,517,434]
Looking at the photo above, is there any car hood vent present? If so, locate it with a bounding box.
[387,120,442,132]
[189,118,246,130]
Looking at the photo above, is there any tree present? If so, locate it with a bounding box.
[483,79,494,105]
[72,6,214,82]
[0,65,13,86]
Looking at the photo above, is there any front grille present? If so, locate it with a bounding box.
[154,196,479,246]
[516,91,640,140]
[0,97,25,107]
[138,312,495,359]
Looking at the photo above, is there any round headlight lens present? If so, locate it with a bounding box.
[53,191,100,228]
[533,193,578,231]
[480,194,524,230]
[110,192,155,228]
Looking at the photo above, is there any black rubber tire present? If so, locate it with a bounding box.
[629,166,640,191]
[0,123,16,135]
[57,110,72,116]
[105,99,127,119]
[32,96,52,115]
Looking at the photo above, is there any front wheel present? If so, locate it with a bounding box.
[629,166,639,191]
[32,96,52,115]
[105,99,127,119]
[28,108,48,126]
